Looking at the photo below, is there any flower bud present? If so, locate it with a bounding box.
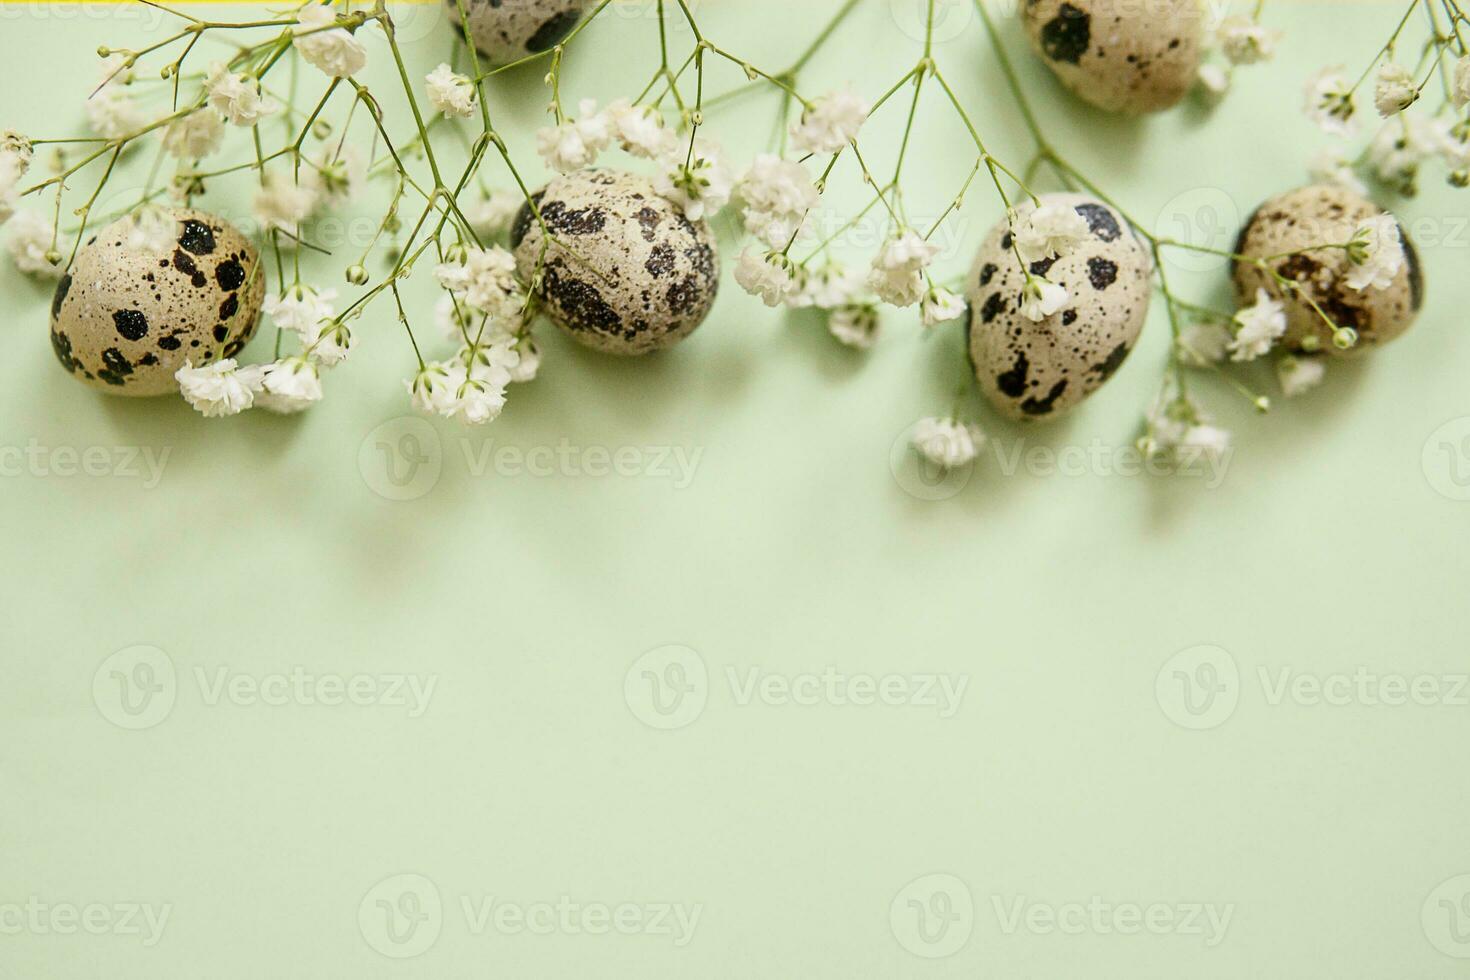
[345,264,370,286]
[1333,327,1358,350]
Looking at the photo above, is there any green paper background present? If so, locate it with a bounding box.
[2,0,1469,976]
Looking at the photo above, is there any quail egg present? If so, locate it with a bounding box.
[966,193,1152,421]
[1233,184,1422,354]
[49,208,265,396]
[447,0,589,66]
[1022,0,1206,113]
[511,169,719,356]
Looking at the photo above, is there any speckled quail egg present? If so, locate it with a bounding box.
[966,193,1152,421]
[49,208,265,396]
[1233,184,1423,355]
[511,169,720,356]
[1022,0,1206,113]
[446,0,589,66]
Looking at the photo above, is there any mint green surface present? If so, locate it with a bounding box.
[2,2,1469,977]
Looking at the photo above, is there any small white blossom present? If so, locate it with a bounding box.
[1218,17,1277,65]
[254,175,318,234]
[408,361,458,416]
[920,286,966,327]
[1178,424,1232,463]
[0,133,31,224]
[1373,62,1419,118]
[867,232,938,308]
[162,110,225,161]
[1178,321,1232,366]
[1368,115,1440,192]
[6,209,60,278]
[1014,203,1089,264]
[1455,56,1470,110]
[734,249,795,307]
[1344,214,1404,292]
[606,99,675,159]
[912,417,984,470]
[436,245,524,321]
[535,99,613,173]
[1020,276,1068,322]
[205,63,279,127]
[175,359,263,417]
[301,146,362,208]
[1197,63,1230,96]
[828,304,879,349]
[739,154,819,250]
[1277,355,1326,398]
[447,378,507,425]
[509,336,541,383]
[294,4,367,79]
[263,285,337,343]
[425,63,476,119]
[1305,66,1356,137]
[86,54,147,140]
[655,139,733,222]
[306,319,354,366]
[790,89,869,155]
[1229,287,1287,361]
[793,263,865,310]
[257,357,324,414]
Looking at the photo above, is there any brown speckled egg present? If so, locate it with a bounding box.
[966,194,1151,421]
[1233,184,1423,355]
[511,169,719,356]
[447,0,588,66]
[1022,0,1206,113]
[49,208,265,396]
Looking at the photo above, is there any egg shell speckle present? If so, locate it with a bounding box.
[446,0,588,66]
[966,193,1151,422]
[49,208,265,397]
[1022,0,1205,113]
[1232,184,1423,355]
[511,169,719,356]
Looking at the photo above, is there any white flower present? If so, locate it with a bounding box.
[463,188,523,239]
[1344,214,1404,292]
[1305,66,1356,137]
[162,110,225,160]
[1368,115,1440,191]
[828,305,879,349]
[1229,288,1287,361]
[739,154,818,249]
[121,206,177,255]
[1277,355,1326,398]
[0,133,31,223]
[449,378,507,424]
[790,89,869,155]
[508,336,541,383]
[1455,56,1470,110]
[294,4,367,79]
[1308,148,1368,196]
[1177,321,1231,366]
[408,361,459,416]
[86,54,147,140]
[1020,276,1068,322]
[606,99,674,159]
[535,99,613,173]
[436,245,523,319]
[263,285,337,342]
[793,263,865,309]
[734,249,795,307]
[920,287,966,327]
[175,359,263,417]
[205,63,279,127]
[254,175,318,234]
[912,417,984,470]
[1014,203,1089,264]
[301,146,362,208]
[426,63,476,118]
[1373,62,1418,118]
[1218,17,1277,65]
[307,319,354,366]
[1178,424,1232,462]
[257,357,324,414]
[1197,63,1230,96]
[655,139,733,222]
[6,209,59,277]
[867,232,938,308]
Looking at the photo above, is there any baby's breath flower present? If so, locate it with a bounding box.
[1373,62,1418,118]
[1304,66,1356,137]
[1454,56,1470,110]
[1019,276,1068,322]
[535,99,612,173]
[425,63,477,119]
[205,62,279,127]
[162,110,225,161]
[789,89,869,155]
[734,248,795,307]
[920,286,967,327]
[1229,287,1286,361]
[176,359,263,417]
[1344,214,1404,292]
[257,356,324,414]
[1014,202,1089,264]
[1218,17,1278,65]
[606,98,675,159]
[1277,355,1326,398]
[264,285,337,343]
[6,210,61,278]
[294,4,367,79]
[739,153,818,250]
[655,139,733,222]
[912,417,984,470]
[828,304,879,349]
